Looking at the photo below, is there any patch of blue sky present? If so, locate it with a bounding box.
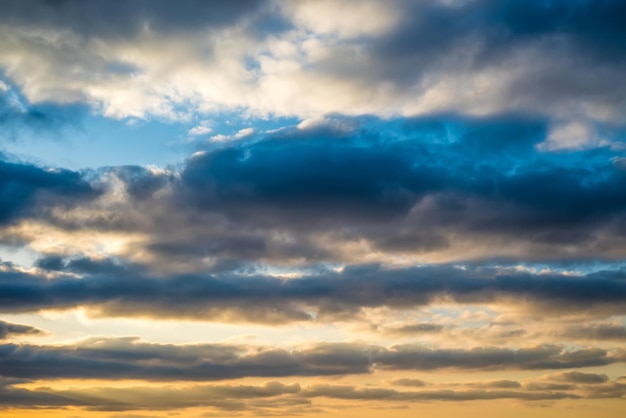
[0,79,301,169]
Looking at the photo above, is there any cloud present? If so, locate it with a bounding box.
[0,0,267,38]
[301,384,579,402]
[0,379,303,411]
[0,155,100,226]
[389,378,428,387]
[0,379,581,411]
[3,256,626,323]
[9,116,619,269]
[0,0,623,128]
[0,320,44,340]
[188,121,213,137]
[3,376,625,412]
[547,371,609,384]
[559,323,626,341]
[378,323,446,336]
[0,337,623,383]
[539,120,605,151]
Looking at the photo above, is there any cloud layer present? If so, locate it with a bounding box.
[0,0,624,129]
[1,1,625,416]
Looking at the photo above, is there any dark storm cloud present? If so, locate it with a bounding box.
[0,320,43,340]
[0,337,623,382]
[0,155,100,226]
[0,0,268,38]
[6,261,626,322]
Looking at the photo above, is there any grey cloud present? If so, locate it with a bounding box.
[4,372,626,412]
[376,344,619,372]
[0,155,100,226]
[0,338,370,381]
[560,323,626,341]
[0,0,268,38]
[0,380,302,411]
[0,380,578,412]
[389,378,428,387]
[86,122,626,266]
[295,0,626,125]
[300,384,578,402]
[0,338,622,383]
[548,371,609,384]
[523,382,578,391]
[378,323,445,336]
[4,118,622,270]
[578,381,626,399]
[0,320,44,340]
[0,0,622,125]
[8,261,626,323]
[464,380,522,389]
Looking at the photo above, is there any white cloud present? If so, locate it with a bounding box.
[0,0,623,140]
[234,127,254,138]
[188,121,213,137]
[280,0,401,38]
[539,120,605,151]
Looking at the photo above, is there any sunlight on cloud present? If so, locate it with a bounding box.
[1,1,626,416]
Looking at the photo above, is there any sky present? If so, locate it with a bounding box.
[0,0,625,416]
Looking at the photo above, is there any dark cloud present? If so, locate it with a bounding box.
[35,255,143,277]
[378,322,445,336]
[376,344,622,372]
[12,259,626,323]
[0,155,100,226]
[108,166,171,201]
[549,371,609,384]
[0,0,623,125]
[376,0,626,66]
[0,320,43,340]
[325,0,626,118]
[0,378,590,412]
[389,378,428,388]
[0,0,268,38]
[0,338,368,382]
[560,323,626,341]
[523,382,578,391]
[0,337,622,383]
[0,380,303,411]
[37,117,621,267]
[301,384,579,402]
[464,380,522,389]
